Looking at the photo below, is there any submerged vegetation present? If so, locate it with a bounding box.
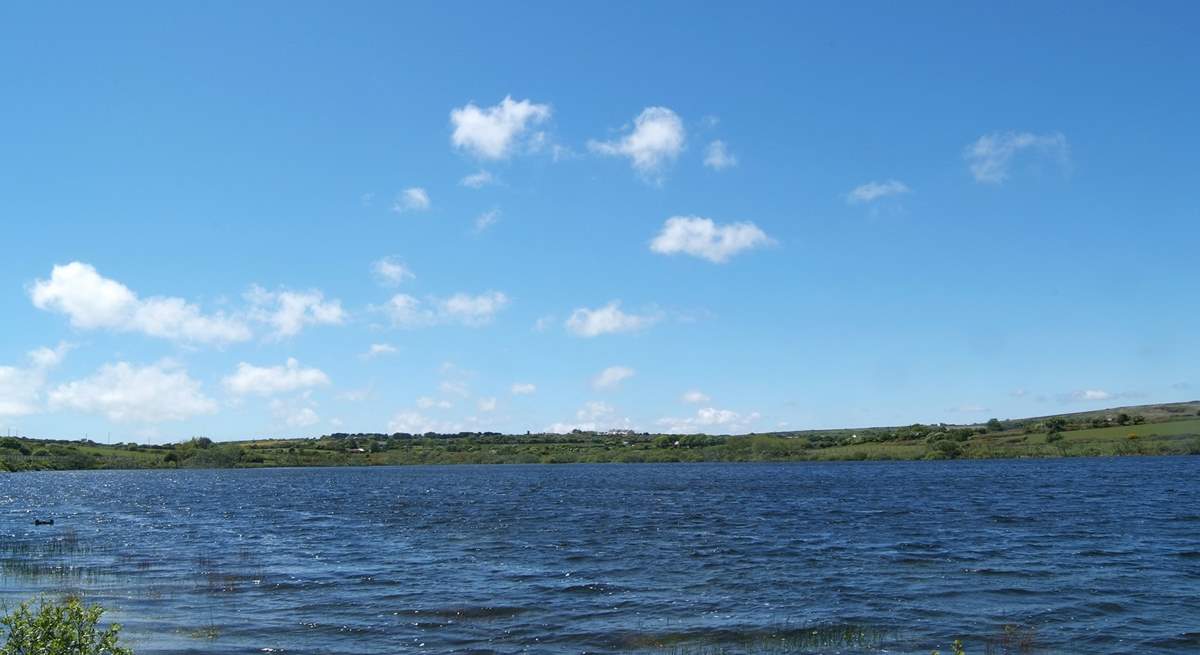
[2,401,1198,472]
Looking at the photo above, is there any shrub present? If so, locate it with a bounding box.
[1,597,132,655]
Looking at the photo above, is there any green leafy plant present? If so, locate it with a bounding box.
[1,597,132,655]
[931,639,966,655]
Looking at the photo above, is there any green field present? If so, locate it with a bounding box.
[3,402,1199,472]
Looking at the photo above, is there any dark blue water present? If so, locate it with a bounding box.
[1,458,1198,654]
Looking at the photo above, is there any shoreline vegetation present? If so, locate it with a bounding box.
[2,401,1198,473]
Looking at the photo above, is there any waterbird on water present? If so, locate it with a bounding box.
[33,519,54,526]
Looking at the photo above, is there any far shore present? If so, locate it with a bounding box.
[4,401,1198,473]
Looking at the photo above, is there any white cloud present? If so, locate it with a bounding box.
[362,343,398,359]
[657,407,759,434]
[223,358,330,396]
[387,411,463,435]
[473,209,500,234]
[592,365,635,390]
[30,262,251,345]
[477,397,497,412]
[49,360,217,424]
[545,400,635,434]
[1071,389,1113,402]
[375,294,432,327]
[650,216,773,263]
[377,291,509,328]
[703,140,737,170]
[565,301,658,337]
[439,291,509,326]
[681,390,710,404]
[450,95,552,160]
[393,187,431,213]
[439,380,470,397]
[269,396,320,429]
[0,343,71,418]
[588,106,686,180]
[460,170,495,189]
[416,396,454,409]
[338,386,372,402]
[511,383,537,395]
[847,179,911,204]
[245,286,346,338]
[373,257,415,286]
[964,131,1069,184]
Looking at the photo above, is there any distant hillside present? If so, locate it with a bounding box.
[3,400,1198,472]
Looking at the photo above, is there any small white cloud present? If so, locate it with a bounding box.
[393,187,431,213]
[592,365,635,390]
[681,390,710,404]
[1071,389,1113,402]
[565,301,658,337]
[439,291,509,326]
[30,262,251,345]
[373,257,415,286]
[533,315,555,332]
[376,292,509,328]
[270,396,320,429]
[439,380,470,397]
[49,360,217,423]
[847,179,911,204]
[338,387,372,402]
[650,216,773,263]
[223,358,330,396]
[510,383,536,395]
[245,286,346,338]
[964,131,1069,184]
[450,96,552,160]
[544,400,634,433]
[589,106,686,180]
[387,411,462,435]
[362,343,398,359]
[657,407,759,434]
[460,170,495,189]
[477,397,498,412]
[473,209,500,234]
[703,140,737,170]
[416,396,453,409]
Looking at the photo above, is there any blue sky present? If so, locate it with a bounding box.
[1,2,1197,441]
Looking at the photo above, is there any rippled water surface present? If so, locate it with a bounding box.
[1,458,1198,654]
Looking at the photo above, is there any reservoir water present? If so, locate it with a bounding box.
[1,458,1197,653]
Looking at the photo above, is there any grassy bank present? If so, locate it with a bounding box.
[3,401,1198,472]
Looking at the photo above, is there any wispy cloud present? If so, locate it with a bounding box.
[565,301,659,337]
[459,170,495,189]
[473,209,500,234]
[372,257,415,286]
[393,187,431,213]
[703,140,737,170]
[847,179,910,204]
[592,365,635,390]
[965,131,1069,184]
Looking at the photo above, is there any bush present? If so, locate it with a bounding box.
[1,597,132,655]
